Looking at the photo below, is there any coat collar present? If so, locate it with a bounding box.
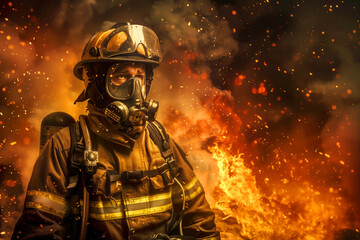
[86,103,142,149]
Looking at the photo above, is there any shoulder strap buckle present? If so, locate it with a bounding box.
[84,150,99,175]
[121,170,144,182]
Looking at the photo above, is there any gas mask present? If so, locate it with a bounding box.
[103,63,159,132]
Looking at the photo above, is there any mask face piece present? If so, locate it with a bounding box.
[106,63,147,101]
[104,63,159,132]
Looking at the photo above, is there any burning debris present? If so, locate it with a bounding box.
[0,0,359,239]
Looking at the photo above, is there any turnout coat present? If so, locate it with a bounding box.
[12,106,219,240]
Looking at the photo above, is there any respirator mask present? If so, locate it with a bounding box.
[103,63,159,132]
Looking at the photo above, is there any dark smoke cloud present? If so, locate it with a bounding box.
[222,0,360,214]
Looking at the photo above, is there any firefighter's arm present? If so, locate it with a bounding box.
[170,139,220,240]
[12,128,71,240]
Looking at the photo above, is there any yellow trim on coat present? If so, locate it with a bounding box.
[27,190,67,205]
[87,176,203,220]
[25,190,68,218]
[125,191,172,205]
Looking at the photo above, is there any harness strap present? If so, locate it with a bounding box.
[64,122,84,239]
[65,116,99,240]
[147,121,171,156]
[147,121,186,235]
[108,158,177,183]
[78,115,98,240]
[66,122,84,194]
[147,121,178,178]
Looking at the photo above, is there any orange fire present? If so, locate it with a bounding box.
[163,94,358,239]
[210,144,352,239]
[161,57,359,239]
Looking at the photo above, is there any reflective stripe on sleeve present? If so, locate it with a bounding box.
[25,190,69,218]
[172,176,203,203]
[183,176,203,202]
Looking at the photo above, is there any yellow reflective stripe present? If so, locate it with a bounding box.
[87,191,172,208]
[125,203,173,218]
[88,202,173,221]
[27,190,67,205]
[88,199,121,208]
[25,202,65,218]
[177,176,203,202]
[87,176,203,221]
[25,190,68,218]
[185,185,203,201]
[87,191,173,220]
[89,203,173,220]
[89,211,124,221]
[184,175,199,191]
[125,191,171,205]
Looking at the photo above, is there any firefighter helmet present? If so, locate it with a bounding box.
[73,23,162,80]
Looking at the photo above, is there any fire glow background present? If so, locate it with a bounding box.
[0,0,359,239]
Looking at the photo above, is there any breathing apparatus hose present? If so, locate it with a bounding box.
[173,177,186,236]
[79,115,93,240]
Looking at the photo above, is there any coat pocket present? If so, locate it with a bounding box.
[93,168,107,195]
[93,169,122,196]
[149,162,174,190]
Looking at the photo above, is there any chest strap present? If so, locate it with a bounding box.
[107,121,178,191]
[120,158,177,183]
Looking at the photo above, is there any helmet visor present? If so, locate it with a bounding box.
[100,24,162,62]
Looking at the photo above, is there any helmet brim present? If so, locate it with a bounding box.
[73,55,160,80]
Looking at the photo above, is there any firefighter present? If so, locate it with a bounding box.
[12,23,220,240]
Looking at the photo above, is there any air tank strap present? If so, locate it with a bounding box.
[78,115,99,240]
[64,115,99,240]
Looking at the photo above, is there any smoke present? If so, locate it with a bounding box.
[281,1,360,214]
[304,11,360,215]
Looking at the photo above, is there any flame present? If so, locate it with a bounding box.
[210,143,352,239]
[164,98,355,239]
[165,90,356,238]
[161,55,359,239]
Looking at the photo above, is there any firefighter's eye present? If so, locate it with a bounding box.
[110,74,128,86]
